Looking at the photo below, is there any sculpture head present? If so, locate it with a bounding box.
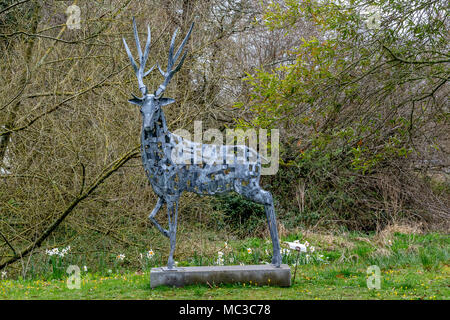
[123,18,193,132]
[129,94,175,131]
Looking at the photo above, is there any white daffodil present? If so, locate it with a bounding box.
[247,248,252,254]
[310,246,315,253]
[1,271,6,279]
[284,241,307,252]
[147,250,155,259]
[304,241,310,247]
[116,254,125,261]
[224,242,229,249]
[46,247,64,257]
[59,246,70,258]
[83,266,88,272]
[281,248,290,255]
[218,251,224,257]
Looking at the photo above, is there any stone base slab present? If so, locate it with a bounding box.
[150,264,291,288]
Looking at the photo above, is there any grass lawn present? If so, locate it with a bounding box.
[1,264,448,300]
[1,227,448,300]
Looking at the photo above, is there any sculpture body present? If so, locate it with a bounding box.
[123,19,281,269]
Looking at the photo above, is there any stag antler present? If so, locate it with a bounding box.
[155,23,194,98]
[122,17,155,96]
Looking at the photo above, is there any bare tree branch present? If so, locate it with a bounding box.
[0,0,30,16]
[0,145,140,270]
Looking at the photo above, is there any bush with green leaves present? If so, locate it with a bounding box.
[236,0,449,230]
[211,193,266,236]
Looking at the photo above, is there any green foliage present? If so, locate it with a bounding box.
[211,193,266,236]
[236,0,449,229]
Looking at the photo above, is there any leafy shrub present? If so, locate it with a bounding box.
[211,193,266,237]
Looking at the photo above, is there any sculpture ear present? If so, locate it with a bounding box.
[159,98,175,106]
[128,93,143,106]
[128,98,143,106]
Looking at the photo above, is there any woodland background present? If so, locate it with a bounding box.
[0,0,448,275]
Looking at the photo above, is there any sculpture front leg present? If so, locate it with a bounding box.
[149,197,170,238]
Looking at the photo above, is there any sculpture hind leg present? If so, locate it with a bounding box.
[237,184,282,267]
[265,196,282,267]
[166,201,179,269]
[148,197,169,238]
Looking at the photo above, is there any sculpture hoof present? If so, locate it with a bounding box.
[163,229,170,238]
[272,255,282,268]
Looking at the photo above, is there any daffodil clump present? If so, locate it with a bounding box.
[45,246,72,279]
[214,242,236,266]
[137,248,160,271]
[216,251,225,265]
[45,246,71,258]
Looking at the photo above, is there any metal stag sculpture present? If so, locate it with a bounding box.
[123,19,281,269]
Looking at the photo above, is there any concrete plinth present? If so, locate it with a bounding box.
[150,264,291,288]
